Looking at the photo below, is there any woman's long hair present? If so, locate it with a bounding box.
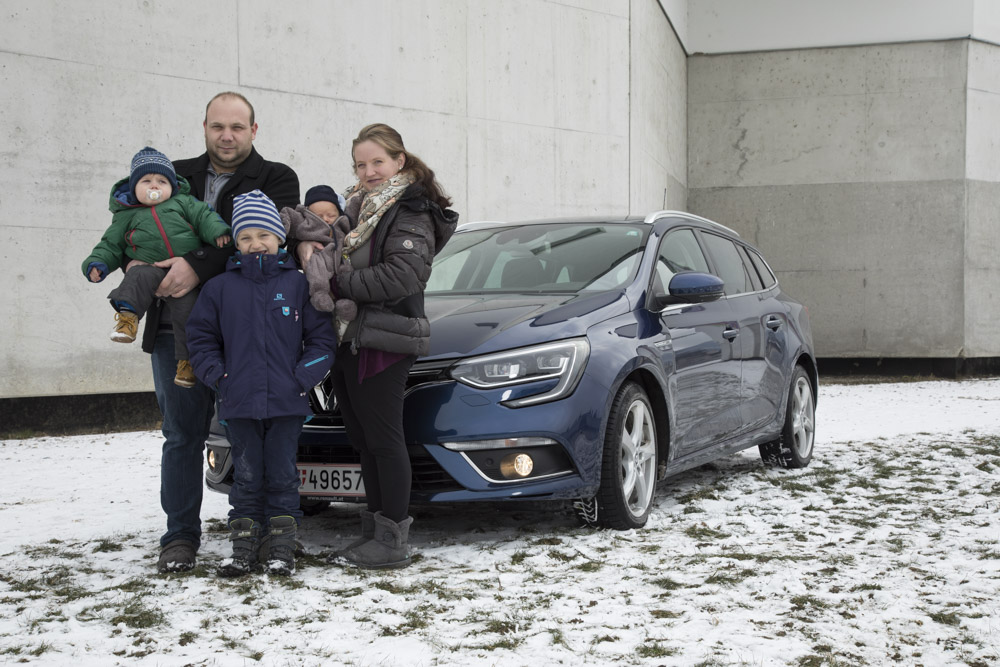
[352,123,453,209]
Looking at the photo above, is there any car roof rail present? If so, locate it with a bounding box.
[456,220,506,231]
[642,210,740,238]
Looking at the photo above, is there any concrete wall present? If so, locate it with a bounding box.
[965,39,1000,357]
[685,0,1000,54]
[632,0,688,212]
[688,39,1000,359]
[0,0,686,399]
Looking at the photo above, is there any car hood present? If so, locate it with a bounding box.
[424,290,629,358]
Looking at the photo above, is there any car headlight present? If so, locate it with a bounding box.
[450,338,590,407]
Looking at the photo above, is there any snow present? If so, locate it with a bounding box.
[1,378,999,666]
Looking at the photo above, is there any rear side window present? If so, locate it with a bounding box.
[701,232,752,296]
[746,246,777,289]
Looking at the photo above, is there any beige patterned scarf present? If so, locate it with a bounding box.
[342,172,415,259]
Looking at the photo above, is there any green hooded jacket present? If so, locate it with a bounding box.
[81,175,231,277]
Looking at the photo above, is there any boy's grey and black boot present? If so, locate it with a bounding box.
[266,515,298,576]
[217,518,261,577]
[338,511,413,570]
[327,509,375,563]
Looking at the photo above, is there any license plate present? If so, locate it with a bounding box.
[298,464,365,497]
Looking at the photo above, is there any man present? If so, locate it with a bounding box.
[142,91,300,573]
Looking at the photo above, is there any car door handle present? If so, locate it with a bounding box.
[765,316,782,331]
[723,327,739,340]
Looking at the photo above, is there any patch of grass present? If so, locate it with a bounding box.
[704,568,755,587]
[382,603,434,636]
[24,544,82,560]
[651,577,683,591]
[790,595,830,612]
[204,518,229,533]
[676,487,719,504]
[548,550,576,562]
[850,583,882,592]
[29,643,53,657]
[474,636,522,651]
[778,480,813,493]
[93,539,123,553]
[650,609,682,619]
[531,537,563,546]
[870,460,896,479]
[484,618,521,634]
[178,631,197,646]
[510,550,529,565]
[110,597,165,629]
[928,610,960,626]
[637,642,677,658]
[105,577,152,594]
[548,627,569,648]
[575,560,601,572]
[685,524,729,541]
[884,536,907,553]
[592,634,619,644]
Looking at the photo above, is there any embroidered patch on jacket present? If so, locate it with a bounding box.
[282,306,290,316]
[402,239,414,250]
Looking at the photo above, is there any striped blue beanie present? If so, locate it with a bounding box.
[129,146,178,197]
[231,190,286,243]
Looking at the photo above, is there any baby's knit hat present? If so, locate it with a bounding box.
[232,190,286,244]
[129,147,178,198]
[304,184,346,214]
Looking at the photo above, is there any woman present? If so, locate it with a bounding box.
[296,124,457,569]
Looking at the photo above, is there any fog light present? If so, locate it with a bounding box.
[500,453,534,479]
[207,449,217,471]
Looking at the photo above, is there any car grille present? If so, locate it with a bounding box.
[305,357,456,429]
[411,445,462,492]
[302,358,462,494]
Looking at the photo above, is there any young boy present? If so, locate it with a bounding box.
[82,147,231,387]
[186,190,335,577]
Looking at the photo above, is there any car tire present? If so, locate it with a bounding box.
[578,381,658,530]
[759,366,815,468]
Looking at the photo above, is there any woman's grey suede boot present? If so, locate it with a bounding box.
[217,518,261,577]
[328,509,375,563]
[339,511,413,569]
[266,516,297,576]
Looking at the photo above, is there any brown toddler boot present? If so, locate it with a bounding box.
[174,360,196,388]
[110,311,138,343]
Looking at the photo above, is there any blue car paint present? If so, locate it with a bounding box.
[205,212,817,510]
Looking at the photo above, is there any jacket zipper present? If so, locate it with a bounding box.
[150,206,175,258]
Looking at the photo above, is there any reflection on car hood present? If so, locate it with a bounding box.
[424,291,628,358]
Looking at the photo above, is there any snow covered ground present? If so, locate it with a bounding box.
[1,378,999,666]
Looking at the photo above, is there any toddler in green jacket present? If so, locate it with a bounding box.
[82,147,231,388]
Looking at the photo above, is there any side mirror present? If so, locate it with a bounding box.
[649,272,725,310]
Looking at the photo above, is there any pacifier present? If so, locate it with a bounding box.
[147,190,160,201]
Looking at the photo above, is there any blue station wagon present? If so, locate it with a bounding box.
[204,211,817,529]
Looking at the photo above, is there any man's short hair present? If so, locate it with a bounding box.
[204,91,255,126]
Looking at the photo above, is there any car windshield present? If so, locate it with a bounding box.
[426,222,648,294]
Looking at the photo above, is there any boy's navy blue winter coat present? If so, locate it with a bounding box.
[186,250,335,421]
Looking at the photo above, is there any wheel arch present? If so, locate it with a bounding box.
[628,367,671,475]
[795,352,819,406]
